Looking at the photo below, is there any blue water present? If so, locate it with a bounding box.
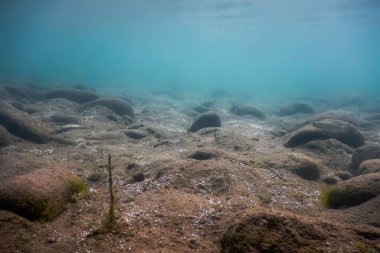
[1,1,380,99]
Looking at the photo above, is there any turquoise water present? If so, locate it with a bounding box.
[1,1,380,99]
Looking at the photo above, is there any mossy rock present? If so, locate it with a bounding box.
[320,172,380,208]
[0,167,86,221]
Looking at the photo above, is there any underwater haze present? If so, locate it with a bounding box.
[1,0,380,99]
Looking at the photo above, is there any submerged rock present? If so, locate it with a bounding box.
[219,210,331,253]
[125,122,169,140]
[230,105,266,120]
[278,102,314,116]
[305,138,353,154]
[10,101,24,111]
[266,153,321,180]
[82,98,134,117]
[321,172,380,208]
[132,172,145,183]
[285,111,358,133]
[0,102,51,143]
[0,125,15,147]
[283,119,364,148]
[304,139,353,170]
[50,113,80,124]
[124,129,148,140]
[335,171,353,181]
[323,176,339,185]
[365,113,380,121]
[12,84,46,101]
[188,148,220,160]
[3,85,35,103]
[0,167,86,221]
[287,156,321,180]
[360,120,380,130]
[351,144,380,170]
[46,88,98,104]
[188,112,222,132]
[192,105,209,113]
[125,129,147,139]
[358,159,380,175]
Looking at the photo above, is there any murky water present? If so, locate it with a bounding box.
[1,1,379,99]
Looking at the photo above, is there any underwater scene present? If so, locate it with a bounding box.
[0,1,380,252]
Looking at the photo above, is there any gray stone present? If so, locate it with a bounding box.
[46,88,98,104]
[0,102,51,143]
[188,112,222,132]
[283,119,364,148]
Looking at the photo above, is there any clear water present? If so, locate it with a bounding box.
[1,1,380,100]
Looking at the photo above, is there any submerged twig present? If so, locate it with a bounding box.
[107,153,115,225]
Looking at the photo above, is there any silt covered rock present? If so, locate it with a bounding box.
[351,144,380,170]
[46,88,99,104]
[0,125,16,147]
[278,102,314,116]
[265,152,321,180]
[358,159,380,175]
[230,105,266,120]
[283,118,364,148]
[82,98,134,117]
[0,102,51,143]
[188,112,222,132]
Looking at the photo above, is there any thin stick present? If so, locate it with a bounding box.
[107,154,115,223]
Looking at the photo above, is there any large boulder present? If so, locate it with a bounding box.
[82,98,134,117]
[359,159,380,175]
[278,102,314,116]
[230,105,266,120]
[283,119,364,148]
[321,172,380,208]
[45,88,98,104]
[0,167,86,221]
[188,112,222,132]
[0,102,51,143]
[351,144,380,170]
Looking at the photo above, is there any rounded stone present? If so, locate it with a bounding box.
[188,112,222,133]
